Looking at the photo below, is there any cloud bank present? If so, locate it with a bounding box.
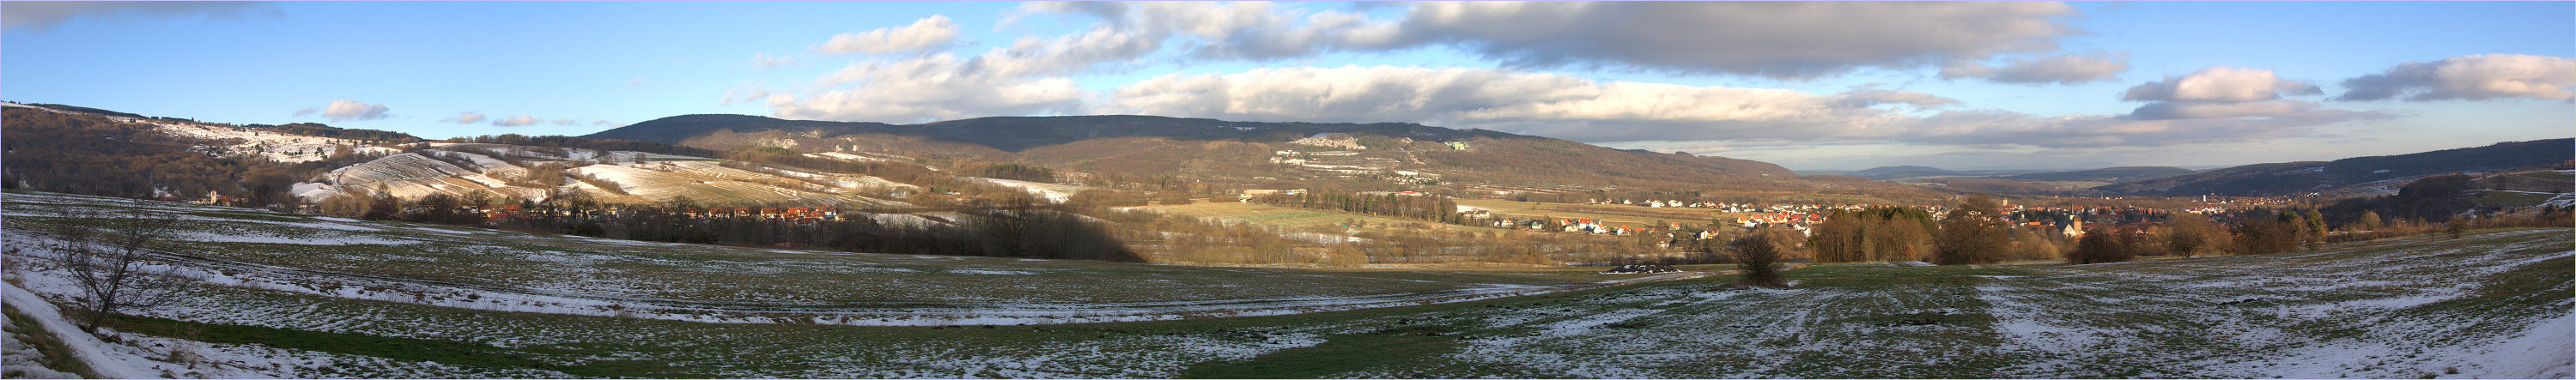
[2337,53,2575,102]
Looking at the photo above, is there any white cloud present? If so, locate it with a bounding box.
[291,108,318,117]
[1941,51,2129,84]
[1013,2,2085,79]
[493,115,541,127]
[2122,67,2322,102]
[1104,65,2386,148]
[440,112,487,124]
[1389,2,2081,78]
[768,53,1085,122]
[319,100,390,122]
[1108,65,1946,142]
[2337,53,2576,101]
[626,76,648,87]
[1019,2,1406,61]
[813,15,960,55]
[552,118,579,126]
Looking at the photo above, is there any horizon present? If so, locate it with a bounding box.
[5,1,2570,171]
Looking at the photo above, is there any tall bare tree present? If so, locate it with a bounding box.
[46,206,188,332]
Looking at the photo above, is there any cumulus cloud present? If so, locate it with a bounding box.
[2122,67,2322,102]
[1102,65,2385,148]
[760,12,1163,122]
[1019,2,1407,61]
[1390,2,2080,78]
[1015,2,2084,79]
[813,15,960,55]
[552,118,580,126]
[3,2,279,33]
[767,53,1085,122]
[1941,51,2129,84]
[2336,54,2575,101]
[440,112,487,124]
[1109,65,1956,142]
[318,100,390,122]
[493,115,541,127]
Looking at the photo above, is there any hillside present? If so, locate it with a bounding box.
[4,190,2565,378]
[591,114,1814,196]
[298,143,926,208]
[2094,138,2573,196]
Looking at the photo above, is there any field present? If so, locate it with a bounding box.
[3,190,2568,378]
[1135,201,1504,232]
[1455,199,1743,228]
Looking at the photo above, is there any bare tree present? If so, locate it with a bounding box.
[1727,232,1788,288]
[1935,196,2011,265]
[46,206,188,333]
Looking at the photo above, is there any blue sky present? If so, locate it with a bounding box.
[5,1,2569,171]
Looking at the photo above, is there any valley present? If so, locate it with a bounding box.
[2,101,2567,379]
[2,190,2564,378]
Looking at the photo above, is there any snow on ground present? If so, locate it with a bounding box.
[969,178,1078,203]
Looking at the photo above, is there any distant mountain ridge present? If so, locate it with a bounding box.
[1996,166,2196,183]
[1800,166,2049,180]
[2093,138,2574,196]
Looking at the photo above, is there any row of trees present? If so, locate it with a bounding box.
[1249,190,1464,223]
[1807,207,1934,262]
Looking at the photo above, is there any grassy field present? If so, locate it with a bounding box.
[2469,189,2564,208]
[4,190,2567,378]
[1136,201,1505,232]
[1455,199,1742,228]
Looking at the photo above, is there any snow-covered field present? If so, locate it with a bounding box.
[3,190,2566,378]
[289,144,918,207]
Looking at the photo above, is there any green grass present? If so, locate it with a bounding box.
[1145,201,1504,232]
[2469,189,2561,208]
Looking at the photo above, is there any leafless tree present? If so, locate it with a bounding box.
[1727,232,1788,288]
[47,205,189,333]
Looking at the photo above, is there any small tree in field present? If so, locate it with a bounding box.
[46,206,189,333]
[1934,196,2011,265]
[2066,228,2134,264]
[1727,233,1788,288]
[2162,213,2219,257]
[2446,218,2468,238]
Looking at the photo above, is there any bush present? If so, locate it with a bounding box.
[1728,233,1788,288]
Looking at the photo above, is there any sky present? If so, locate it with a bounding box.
[4,1,2570,171]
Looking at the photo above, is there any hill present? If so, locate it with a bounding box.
[2094,138,2574,196]
[591,114,1826,197]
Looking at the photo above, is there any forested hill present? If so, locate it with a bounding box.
[2093,138,2574,196]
